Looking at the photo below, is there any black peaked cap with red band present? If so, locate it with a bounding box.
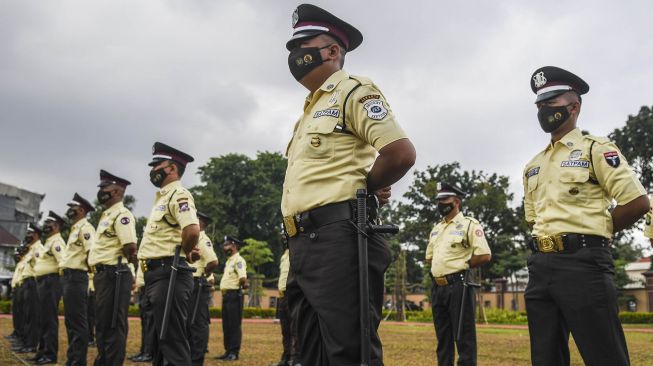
[286,3,363,51]
[531,66,589,103]
[98,169,131,188]
[44,210,66,227]
[148,142,194,167]
[67,192,95,212]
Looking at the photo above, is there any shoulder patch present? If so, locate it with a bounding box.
[363,99,388,120]
[55,246,61,252]
[359,94,381,103]
[179,201,190,212]
[205,241,212,247]
[603,151,620,168]
[84,233,91,240]
[120,217,130,225]
[237,262,243,269]
[475,229,484,237]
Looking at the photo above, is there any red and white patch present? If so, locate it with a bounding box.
[475,229,483,237]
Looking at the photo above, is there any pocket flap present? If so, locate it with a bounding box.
[560,169,589,183]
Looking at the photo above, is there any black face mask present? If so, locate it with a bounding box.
[224,249,234,256]
[24,235,32,243]
[288,45,330,81]
[97,189,112,205]
[66,208,77,219]
[537,104,572,133]
[42,224,53,235]
[437,202,455,216]
[149,167,169,188]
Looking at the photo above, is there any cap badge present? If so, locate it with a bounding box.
[533,71,547,88]
[292,8,299,27]
[310,136,321,147]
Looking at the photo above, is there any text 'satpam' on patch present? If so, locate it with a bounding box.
[313,109,340,118]
[560,160,590,168]
[363,100,388,120]
[526,167,540,178]
[359,94,381,103]
[603,151,620,168]
[452,230,465,236]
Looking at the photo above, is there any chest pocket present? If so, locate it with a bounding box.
[559,169,590,203]
[445,232,468,255]
[301,118,340,161]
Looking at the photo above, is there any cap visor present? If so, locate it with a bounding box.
[286,30,324,50]
[535,90,569,103]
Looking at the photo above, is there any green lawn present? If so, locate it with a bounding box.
[1,318,652,365]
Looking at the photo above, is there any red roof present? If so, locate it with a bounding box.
[637,257,651,263]
[0,226,19,245]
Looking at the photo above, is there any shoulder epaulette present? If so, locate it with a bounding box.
[349,75,373,86]
[584,134,611,145]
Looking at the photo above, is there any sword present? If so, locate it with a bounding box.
[160,245,182,341]
[111,256,128,329]
[456,270,481,342]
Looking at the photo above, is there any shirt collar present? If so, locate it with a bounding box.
[546,128,582,151]
[46,233,62,243]
[72,218,89,230]
[318,69,349,92]
[441,211,465,225]
[104,201,125,215]
[159,180,182,195]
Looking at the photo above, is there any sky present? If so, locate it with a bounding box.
[1,0,652,244]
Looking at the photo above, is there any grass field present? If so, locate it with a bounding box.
[1,318,652,365]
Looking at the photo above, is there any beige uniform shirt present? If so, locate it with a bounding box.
[12,259,25,288]
[138,180,199,259]
[426,212,491,277]
[33,233,66,277]
[61,218,96,271]
[20,243,39,280]
[219,253,247,290]
[278,249,290,292]
[190,230,218,277]
[89,201,137,266]
[281,69,408,216]
[523,128,647,238]
[644,195,653,239]
[89,273,95,292]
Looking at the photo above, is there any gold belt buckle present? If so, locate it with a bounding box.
[538,235,564,253]
[435,277,449,286]
[283,215,297,237]
[139,260,148,273]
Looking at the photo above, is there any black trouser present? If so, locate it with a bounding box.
[287,220,392,366]
[144,263,194,366]
[12,285,23,341]
[36,273,62,360]
[278,294,300,363]
[222,290,243,356]
[188,278,211,365]
[88,290,96,342]
[525,248,629,366]
[138,289,155,356]
[431,280,477,366]
[63,269,89,366]
[22,277,40,348]
[93,268,133,366]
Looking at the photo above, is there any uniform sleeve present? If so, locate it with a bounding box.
[236,257,247,279]
[199,234,218,264]
[470,221,491,256]
[592,141,647,205]
[52,238,65,265]
[169,189,199,230]
[80,225,96,253]
[347,84,408,151]
[644,203,653,239]
[523,167,536,223]
[115,211,138,245]
[425,230,434,261]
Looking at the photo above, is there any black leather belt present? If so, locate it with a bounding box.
[93,264,117,273]
[36,273,59,280]
[530,233,610,253]
[283,200,354,237]
[141,256,188,273]
[63,268,87,275]
[434,270,466,287]
[221,289,241,294]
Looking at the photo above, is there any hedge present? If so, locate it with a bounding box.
[1,300,651,323]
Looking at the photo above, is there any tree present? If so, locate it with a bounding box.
[191,152,287,280]
[240,238,274,308]
[609,105,653,191]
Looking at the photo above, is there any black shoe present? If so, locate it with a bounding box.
[127,353,142,361]
[134,354,153,362]
[88,340,96,347]
[222,354,239,361]
[215,353,229,360]
[17,346,36,353]
[34,357,57,365]
[269,362,286,366]
[26,354,41,362]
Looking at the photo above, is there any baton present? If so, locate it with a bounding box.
[111,256,123,329]
[160,245,181,340]
[456,271,481,341]
[356,189,371,366]
[190,275,204,324]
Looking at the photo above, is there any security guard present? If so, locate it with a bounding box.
[523,66,650,366]
[645,195,652,246]
[60,193,96,366]
[216,236,247,361]
[89,169,137,366]
[32,211,66,365]
[139,142,200,365]
[87,275,96,347]
[10,244,27,350]
[271,236,300,366]
[128,268,154,363]
[425,182,491,366]
[282,4,416,365]
[187,211,219,365]
[15,223,41,354]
